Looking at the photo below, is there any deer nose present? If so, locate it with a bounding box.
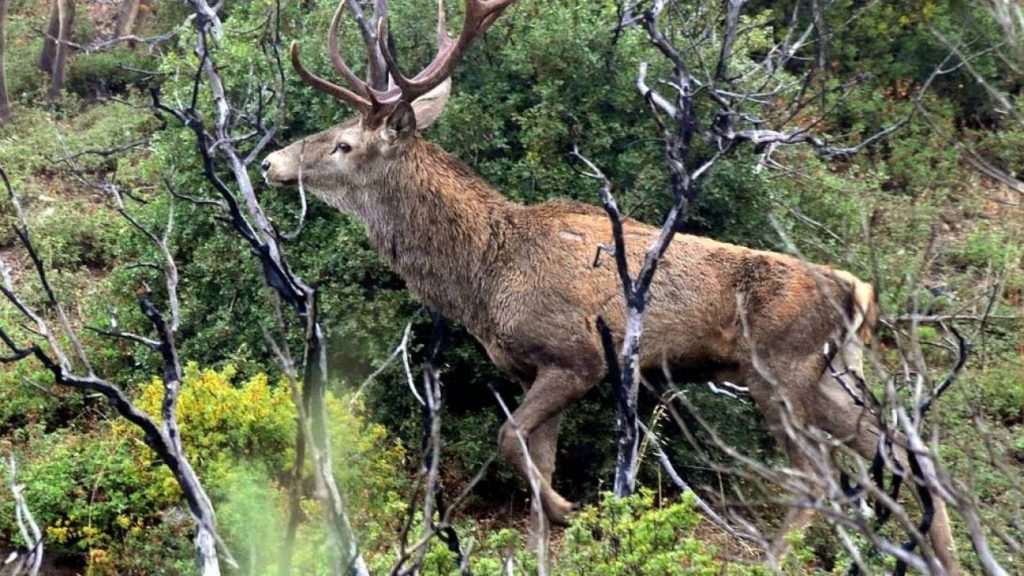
[261,159,271,173]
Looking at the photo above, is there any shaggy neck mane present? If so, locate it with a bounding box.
[359,137,513,336]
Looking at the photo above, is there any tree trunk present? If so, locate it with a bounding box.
[114,0,140,38]
[136,0,152,38]
[0,0,10,123]
[49,0,74,99]
[113,0,152,43]
[40,0,74,100]
[39,0,58,73]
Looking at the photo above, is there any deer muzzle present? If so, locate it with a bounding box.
[260,152,298,187]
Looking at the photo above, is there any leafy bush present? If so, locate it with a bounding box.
[559,490,768,576]
[1,428,173,565]
[1,364,409,572]
[966,362,1024,426]
[946,229,1023,272]
[65,49,152,98]
[1,19,47,105]
[0,359,82,436]
[129,365,408,573]
[121,363,297,500]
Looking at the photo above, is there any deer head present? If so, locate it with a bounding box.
[262,0,516,212]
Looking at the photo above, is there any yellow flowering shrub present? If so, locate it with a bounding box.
[120,364,408,573]
[115,363,297,502]
[10,363,410,573]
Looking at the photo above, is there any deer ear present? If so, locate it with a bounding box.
[411,78,451,130]
[385,101,417,142]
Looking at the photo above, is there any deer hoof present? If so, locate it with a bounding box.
[546,500,578,526]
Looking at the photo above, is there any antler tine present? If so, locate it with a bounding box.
[374,16,432,102]
[329,1,374,99]
[435,0,455,54]
[372,0,451,103]
[378,0,517,103]
[290,42,373,112]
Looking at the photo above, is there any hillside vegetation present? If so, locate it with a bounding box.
[0,0,1021,574]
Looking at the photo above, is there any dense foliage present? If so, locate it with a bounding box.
[0,0,1021,573]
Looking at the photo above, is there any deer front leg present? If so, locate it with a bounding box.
[812,366,961,575]
[744,362,824,562]
[498,367,594,525]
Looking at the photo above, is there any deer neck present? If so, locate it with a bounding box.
[355,139,511,335]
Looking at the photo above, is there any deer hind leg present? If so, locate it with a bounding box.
[525,413,563,546]
[813,345,961,575]
[743,357,831,561]
[498,367,595,526]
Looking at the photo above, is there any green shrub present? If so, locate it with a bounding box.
[971,362,1024,426]
[65,49,153,98]
[1,364,408,573]
[559,490,768,576]
[1,19,47,105]
[1,428,171,564]
[946,229,1023,271]
[214,463,289,575]
[0,358,82,436]
[119,363,297,501]
[127,365,408,573]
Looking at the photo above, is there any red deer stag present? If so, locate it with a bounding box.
[262,0,959,571]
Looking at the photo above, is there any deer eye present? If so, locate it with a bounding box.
[333,142,352,154]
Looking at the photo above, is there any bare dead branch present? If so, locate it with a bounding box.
[636,419,759,543]
[84,325,161,349]
[153,3,370,572]
[489,386,549,576]
[0,163,235,575]
[4,455,43,576]
[48,139,151,164]
[32,25,179,55]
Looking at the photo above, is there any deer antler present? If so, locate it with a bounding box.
[290,43,373,114]
[291,0,518,124]
[329,1,375,100]
[377,0,517,102]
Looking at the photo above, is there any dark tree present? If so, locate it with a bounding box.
[38,0,74,99]
[0,0,10,122]
[113,0,150,44]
